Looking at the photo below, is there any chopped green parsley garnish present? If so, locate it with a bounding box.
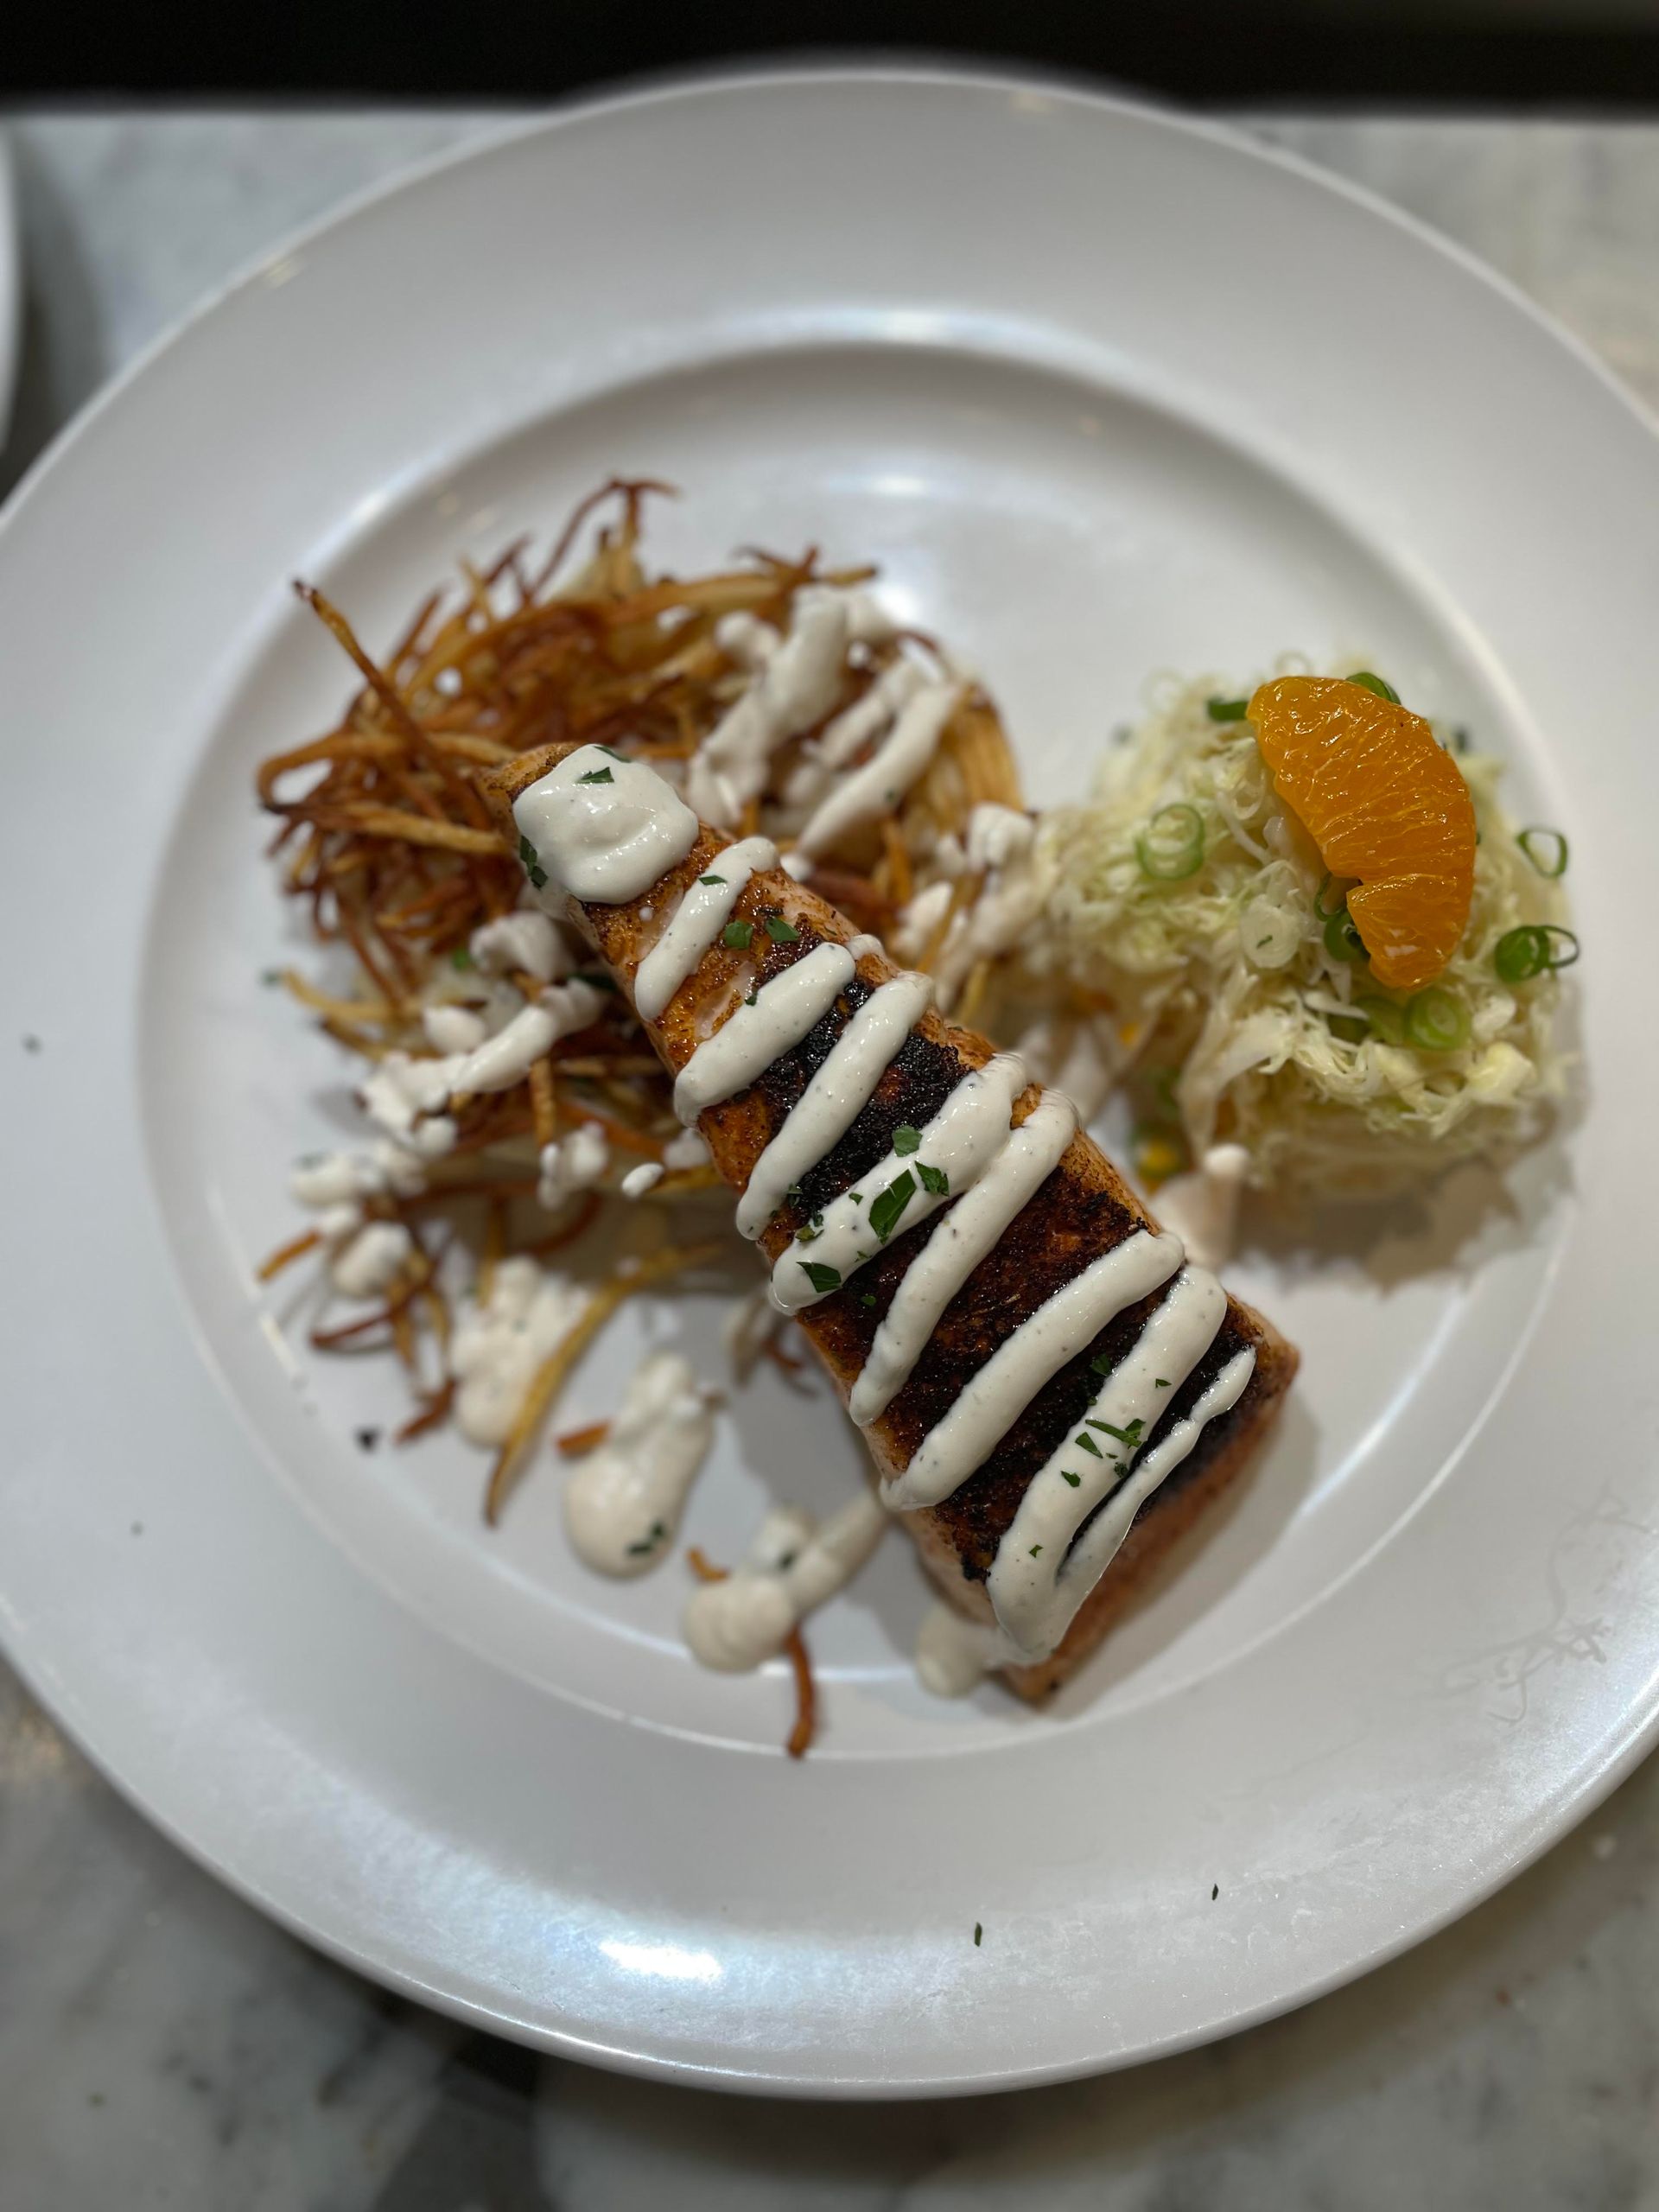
[1154,1377,1170,1389]
[974,1922,982,1946]
[764,912,800,943]
[1075,1431,1103,1458]
[892,1124,922,1155]
[575,764,614,785]
[700,872,727,886]
[917,1161,950,1198]
[449,945,474,970]
[798,1261,842,1294]
[626,1520,667,1557]
[869,1170,916,1243]
[745,988,759,1007]
[796,1213,824,1244]
[1061,1470,1082,1488]
[1089,1352,1116,1379]
[1088,1417,1144,1446]
[858,1291,877,1308]
[516,833,548,891]
[723,918,754,950]
[1029,1545,1043,1557]
[1205,696,1249,721]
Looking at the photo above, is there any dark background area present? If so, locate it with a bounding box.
[10,0,1659,105]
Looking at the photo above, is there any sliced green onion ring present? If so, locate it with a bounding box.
[1346,671,1402,704]
[1357,995,1408,1046]
[1494,924,1580,984]
[1313,872,1351,920]
[1404,987,1471,1052]
[1205,696,1249,722]
[1516,826,1569,879]
[1323,907,1369,963]
[1135,803,1205,882]
[1326,1012,1369,1044]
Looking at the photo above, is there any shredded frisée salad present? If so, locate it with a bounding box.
[1034,671,1575,1196]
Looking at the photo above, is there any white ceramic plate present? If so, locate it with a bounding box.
[3,72,1657,2096]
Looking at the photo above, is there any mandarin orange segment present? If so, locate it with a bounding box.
[1247,674,1476,990]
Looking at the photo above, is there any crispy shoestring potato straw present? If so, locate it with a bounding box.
[256,480,1028,1744]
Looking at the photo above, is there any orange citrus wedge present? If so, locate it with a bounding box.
[1248,675,1477,990]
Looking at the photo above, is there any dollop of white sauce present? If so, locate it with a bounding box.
[361,980,602,1149]
[290,1150,380,1208]
[470,908,572,984]
[663,1126,712,1172]
[934,811,1051,1006]
[964,802,1035,874]
[289,1142,429,1257]
[620,1161,665,1198]
[448,1257,587,1447]
[714,609,779,672]
[330,1220,413,1300]
[513,744,698,904]
[1151,1144,1251,1272]
[562,1351,716,1576]
[537,1122,608,1209]
[914,1603,1018,1697]
[683,1491,889,1672]
[890,880,955,964]
[422,1002,486,1054]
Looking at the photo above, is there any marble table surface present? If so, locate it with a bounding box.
[4,103,1659,2211]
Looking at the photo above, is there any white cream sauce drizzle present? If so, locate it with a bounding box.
[883,1230,1186,1511]
[772,1053,1027,1316]
[793,682,963,861]
[513,743,697,904]
[362,979,602,1154]
[995,1348,1256,1660]
[634,834,779,1022]
[734,969,934,1238]
[687,591,855,828]
[422,1002,486,1054]
[682,1491,889,1671]
[781,656,925,812]
[849,1088,1077,1426]
[562,1351,716,1577]
[672,943,855,1123]
[507,746,1258,1680]
[987,1269,1238,1658]
[914,1602,1019,1697]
